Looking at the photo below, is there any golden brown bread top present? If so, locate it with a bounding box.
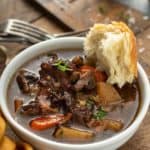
[84,21,137,87]
[112,22,137,77]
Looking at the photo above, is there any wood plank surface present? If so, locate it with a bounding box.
[137,28,150,80]
[33,14,68,34]
[116,0,150,16]
[0,0,150,149]
[0,0,45,23]
[34,0,150,33]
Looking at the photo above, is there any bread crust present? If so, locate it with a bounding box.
[112,22,137,77]
[84,21,137,87]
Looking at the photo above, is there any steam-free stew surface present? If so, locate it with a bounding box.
[7,49,140,144]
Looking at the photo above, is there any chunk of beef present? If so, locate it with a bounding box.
[47,90,74,112]
[40,62,72,91]
[21,87,59,115]
[70,71,80,84]
[71,105,92,125]
[19,69,39,84]
[35,84,74,111]
[16,69,39,94]
[21,99,58,115]
[29,84,39,95]
[38,78,53,87]
[16,74,30,94]
[72,56,84,67]
[63,91,74,107]
[21,101,40,115]
[40,62,53,75]
[38,97,58,114]
[58,72,72,90]
[116,82,137,101]
[74,71,96,91]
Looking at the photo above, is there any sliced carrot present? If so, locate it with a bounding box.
[80,65,107,82]
[80,65,95,73]
[94,70,107,82]
[29,114,64,131]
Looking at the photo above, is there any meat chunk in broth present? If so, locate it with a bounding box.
[16,69,39,94]
[74,71,96,91]
[10,53,139,143]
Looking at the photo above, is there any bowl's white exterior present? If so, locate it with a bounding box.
[0,37,150,150]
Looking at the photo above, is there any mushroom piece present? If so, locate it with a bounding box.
[87,119,123,132]
[53,126,94,140]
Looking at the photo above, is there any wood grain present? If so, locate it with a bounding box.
[137,28,150,80]
[34,0,150,33]
[116,0,150,16]
[0,0,150,149]
[0,0,46,63]
[33,14,67,34]
[0,0,44,23]
[2,15,66,63]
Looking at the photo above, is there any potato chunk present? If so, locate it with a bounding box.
[53,126,94,140]
[104,119,123,131]
[0,116,6,142]
[97,82,122,105]
[87,119,123,132]
[0,136,16,150]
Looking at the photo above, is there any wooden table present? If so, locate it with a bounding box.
[0,0,150,149]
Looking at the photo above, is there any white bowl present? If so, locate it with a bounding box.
[0,37,150,150]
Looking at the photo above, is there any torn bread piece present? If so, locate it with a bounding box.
[84,21,137,87]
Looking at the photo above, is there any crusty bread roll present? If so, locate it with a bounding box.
[84,21,137,88]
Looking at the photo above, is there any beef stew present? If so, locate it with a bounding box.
[7,50,140,144]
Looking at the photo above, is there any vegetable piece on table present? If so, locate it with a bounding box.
[53,126,94,140]
[0,116,6,142]
[0,136,16,150]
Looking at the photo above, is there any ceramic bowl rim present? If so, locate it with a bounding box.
[0,37,150,149]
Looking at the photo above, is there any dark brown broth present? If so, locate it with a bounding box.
[7,50,140,144]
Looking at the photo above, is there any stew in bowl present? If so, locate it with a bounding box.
[0,37,149,150]
[8,50,140,144]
